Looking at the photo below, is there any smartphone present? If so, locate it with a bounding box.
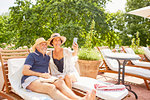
[73,37,78,45]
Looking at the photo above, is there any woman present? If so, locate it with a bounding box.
[47,33,79,89]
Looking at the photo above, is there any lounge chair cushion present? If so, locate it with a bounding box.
[142,47,150,60]
[101,49,150,78]
[101,49,119,70]
[124,48,138,64]
[8,58,128,100]
[125,48,150,68]
[132,60,150,68]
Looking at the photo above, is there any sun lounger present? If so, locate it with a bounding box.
[97,46,150,90]
[142,47,150,61]
[122,46,150,69]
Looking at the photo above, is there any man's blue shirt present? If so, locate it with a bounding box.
[21,49,50,84]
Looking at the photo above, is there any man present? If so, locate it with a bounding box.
[21,37,96,100]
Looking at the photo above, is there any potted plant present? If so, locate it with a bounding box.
[77,48,101,79]
[77,20,101,79]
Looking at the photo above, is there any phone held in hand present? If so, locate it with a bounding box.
[73,37,78,45]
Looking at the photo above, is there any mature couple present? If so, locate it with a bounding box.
[21,33,96,100]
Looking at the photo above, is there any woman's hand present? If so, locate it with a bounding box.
[72,42,78,51]
[70,74,77,82]
[72,42,78,56]
[66,73,77,83]
[40,73,51,79]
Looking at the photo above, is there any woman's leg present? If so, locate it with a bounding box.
[54,78,81,99]
[64,74,72,89]
[64,74,77,89]
[27,79,70,100]
[54,78,90,99]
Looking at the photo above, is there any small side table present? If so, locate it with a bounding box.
[105,53,140,99]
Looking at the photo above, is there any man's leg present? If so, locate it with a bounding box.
[27,79,70,100]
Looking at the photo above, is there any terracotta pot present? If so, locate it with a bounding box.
[77,60,101,79]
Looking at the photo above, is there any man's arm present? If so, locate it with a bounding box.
[22,65,51,79]
[22,65,41,77]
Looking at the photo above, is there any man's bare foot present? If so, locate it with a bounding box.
[82,89,96,100]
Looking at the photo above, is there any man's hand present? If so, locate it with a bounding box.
[40,73,51,79]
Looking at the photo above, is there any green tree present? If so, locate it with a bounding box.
[98,11,124,48]
[7,0,111,48]
[8,0,53,48]
[0,14,13,47]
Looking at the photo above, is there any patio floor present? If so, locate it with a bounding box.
[0,66,150,100]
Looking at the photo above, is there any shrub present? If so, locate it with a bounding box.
[133,48,144,55]
[78,48,101,60]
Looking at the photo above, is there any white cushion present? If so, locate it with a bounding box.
[8,58,52,100]
[101,49,119,71]
[72,77,128,100]
[133,60,150,68]
[124,66,150,78]
[124,48,138,64]
[125,48,135,55]
[142,47,150,60]
[125,48,150,68]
